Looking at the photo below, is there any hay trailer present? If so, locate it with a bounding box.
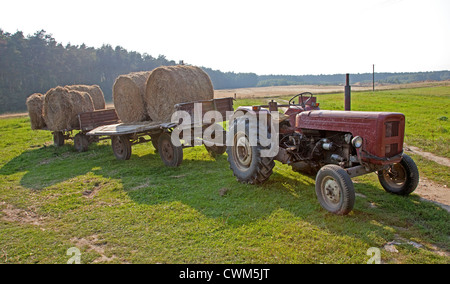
[85,97,234,167]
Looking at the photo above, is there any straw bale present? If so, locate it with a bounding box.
[65,85,106,110]
[43,86,94,131]
[113,71,152,123]
[67,89,95,129]
[144,65,214,123]
[26,93,46,130]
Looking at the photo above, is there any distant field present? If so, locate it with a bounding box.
[0,86,449,264]
[214,80,450,99]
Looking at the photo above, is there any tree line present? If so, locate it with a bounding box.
[257,71,450,87]
[0,29,178,113]
[1,29,449,113]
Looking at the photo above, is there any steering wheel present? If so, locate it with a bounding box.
[289,92,314,107]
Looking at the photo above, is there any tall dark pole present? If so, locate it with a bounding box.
[345,73,351,111]
[373,64,375,92]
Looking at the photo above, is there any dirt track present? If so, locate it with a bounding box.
[404,146,450,212]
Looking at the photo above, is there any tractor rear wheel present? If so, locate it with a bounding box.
[226,119,274,184]
[204,124,227,158]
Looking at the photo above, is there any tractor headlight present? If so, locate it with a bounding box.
[352,136,363,148]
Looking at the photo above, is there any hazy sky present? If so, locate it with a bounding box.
[1,0,449,75]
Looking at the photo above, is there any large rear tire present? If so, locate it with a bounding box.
[226,119,274,184]
[315,165,355,215]
[377,154,419,196]
[204,124,227,158]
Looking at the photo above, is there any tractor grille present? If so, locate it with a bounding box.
[385,143,399,157]
[384,121,401,157]
[385,121,400,138]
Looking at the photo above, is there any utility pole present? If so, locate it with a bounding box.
[345,73,351,111]
[373,64,375,92]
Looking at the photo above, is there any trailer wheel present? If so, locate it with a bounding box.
[111,135,132,160]
[377,154,419,196]
[315,165,355,215]
[53,131,65,147]
[204,124,227,158]
[74,133,89,152]
[205,144,227,158]
[158,133,183,167]
[226,118,274,184]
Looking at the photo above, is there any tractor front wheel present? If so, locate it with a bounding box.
[377,154,419,196]
[315,165,355,215]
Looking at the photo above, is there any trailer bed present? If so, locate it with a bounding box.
[86,121,177,136]
[81,97,234,166]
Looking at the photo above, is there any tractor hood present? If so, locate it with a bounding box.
[296,110,406,164]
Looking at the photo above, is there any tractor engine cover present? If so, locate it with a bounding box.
[296,110,405,164]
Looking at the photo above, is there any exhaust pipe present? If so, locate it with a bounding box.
[345,73,351,111]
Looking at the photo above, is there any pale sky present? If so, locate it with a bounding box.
[1,0,449,75]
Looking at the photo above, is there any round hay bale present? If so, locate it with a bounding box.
[144,65,214,123]
[65,85,106,110]
[43,87,72,131]
[113,71,152,123]
[26,93,46,130]
[43,87,95,131]
[67,89,95,129]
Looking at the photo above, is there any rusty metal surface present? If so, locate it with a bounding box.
[296,110,406,164]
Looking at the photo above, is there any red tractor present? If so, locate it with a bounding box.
[226,92,419,215]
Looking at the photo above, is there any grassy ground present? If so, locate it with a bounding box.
[0,86,449,264]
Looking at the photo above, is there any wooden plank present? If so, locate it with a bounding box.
[174,97,234,121]
[79,109,120,131]
[86,121,174,136]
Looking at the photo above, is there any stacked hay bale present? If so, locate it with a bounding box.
[42,86,94,131]
[26,93,46,130]
[144,65,214,122]
[65,85,106,110]
[26,85,104,131]
[113,71,152,123]
[112,65,214,124]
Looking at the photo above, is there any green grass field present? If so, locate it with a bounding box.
[0,86,449,264]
